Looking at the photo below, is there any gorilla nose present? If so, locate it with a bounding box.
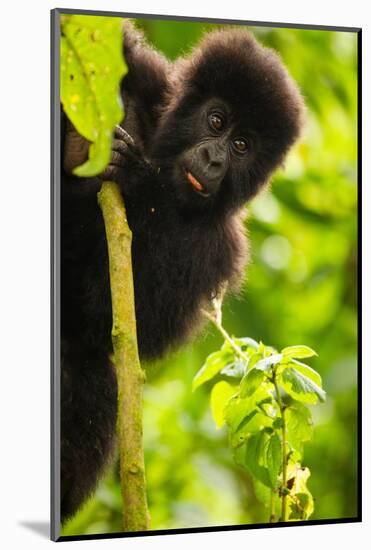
[199,143,225,173]
[198,143,227,191]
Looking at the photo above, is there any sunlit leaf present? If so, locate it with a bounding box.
[286,464,315,520]
[210,381,237,428]
[221,337,259,354]
[225,386,274,446]
[286,403,314,455]
[220,358,247,379]
[244,431,271,487]
[247,352,263,370]
[192,349,235,390]
[244,429,281,489]
[60,15,126,176]
[281,345,318,359]
[254,354,283,372]
[281,367,326,404]
[232,337,259,351]
[240,368,265,397]
[256,397,277,418]
[289,359,323,388]
[266,433,282,488]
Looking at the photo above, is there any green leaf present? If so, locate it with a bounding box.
[286,403,314,455]
[286,465,314,520]
[257,341,265,354]
[244,431,271,487]
[273,417,283,430]
[233,442,248,468]
[228,337,259,351]
[263,346,278,357]
[210,381,236,428]
[220,337,257,367]
[266,433,282,488]
[240,368,265,397]
[290,359,323,388]
[281,368,326,404]
[60,15,127,177]
[252,478,271,506]
[225,386,274,446]
[247,352,263,370]
[225,386,272,432]
[256,397,277,418]
[220,358,247,379]
[254,353,283,372]
[281,345,318,359]
[236,337,259,350]
[192,349,234,390]
[244,430,281,488]
[253,478,282,519]
[226,398,268,443]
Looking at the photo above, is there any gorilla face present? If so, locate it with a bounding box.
[152,97,259,211]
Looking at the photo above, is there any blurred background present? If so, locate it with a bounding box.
[62,17,358,536]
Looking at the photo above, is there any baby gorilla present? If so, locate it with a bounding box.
[61,22,304,522]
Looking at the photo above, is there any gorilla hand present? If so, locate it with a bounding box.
[100,125,153,183]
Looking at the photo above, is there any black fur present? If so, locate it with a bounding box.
[61,21,304,522]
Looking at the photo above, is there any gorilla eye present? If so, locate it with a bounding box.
[208,112,224,132]
[232,138,249,153]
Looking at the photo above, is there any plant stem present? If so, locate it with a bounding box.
[98,181,150,531]
[202,309,250,363]
[269,490,276,523]
[272,373,288,522]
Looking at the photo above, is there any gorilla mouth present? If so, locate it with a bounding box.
[185,169,210,198]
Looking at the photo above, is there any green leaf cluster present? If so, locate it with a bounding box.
[193,338,325,522]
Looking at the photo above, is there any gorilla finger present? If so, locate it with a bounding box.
[100,163,122,181]
[111,150,128,167]
[114,125,136,149]
[111,139,131,155]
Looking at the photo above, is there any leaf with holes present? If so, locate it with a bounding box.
[286,465,314,520]
[60,15,127,176]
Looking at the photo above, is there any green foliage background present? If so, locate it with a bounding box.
[62,18,358,536]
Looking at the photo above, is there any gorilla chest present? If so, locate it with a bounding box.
[131,220,234,306]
